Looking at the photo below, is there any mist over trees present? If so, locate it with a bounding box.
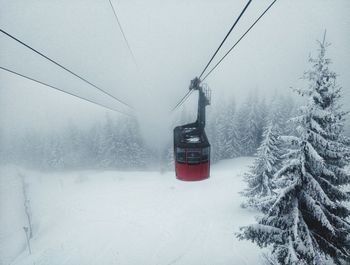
[0,91,299,171]
[159,91,297,170]
[206,92,297,162]
[0,114,150,170]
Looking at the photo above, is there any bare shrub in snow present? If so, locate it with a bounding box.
[19,173,33,239]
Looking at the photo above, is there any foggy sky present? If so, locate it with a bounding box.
[1,0,349,146]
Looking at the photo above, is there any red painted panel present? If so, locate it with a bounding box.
[175,162,210,181]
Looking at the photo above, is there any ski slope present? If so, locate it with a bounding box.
[1,157,263,265]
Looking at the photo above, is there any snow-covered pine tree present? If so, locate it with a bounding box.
[45,133,65,170]
[236,92,263,156]
[98,114,122,168]
[269,94,286,134]
[238,34,350,265]
[62,124,86,168]
[96,114,148,169]
[211,101,229,162]
[242,121,280,212]
[162,141,174,170]
[257,97,268,144]
[117,116,133,168]
[226,97,240,159]
[85,122,104,166]
[281,96,298,137]
[268,93,298,142]
[121,116,147,168]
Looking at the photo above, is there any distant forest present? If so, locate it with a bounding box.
[163,92,298,166]
[0,91,349,171]
[0,115,151,170]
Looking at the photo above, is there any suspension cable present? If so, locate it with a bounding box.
[202,0,278,81]
[108,0,139,68]
[173,0,278,110]
[171,89,194,112]
[0,28,134,110]
[199,0,252,79]
[0,66,132,116]
[172,0,252,112]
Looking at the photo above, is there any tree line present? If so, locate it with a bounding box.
[207,91,297,161]
[0,90,298,171]
[163,88,298,168]
[0,115,150,170]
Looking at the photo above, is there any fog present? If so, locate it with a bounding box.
[1,0,350,147]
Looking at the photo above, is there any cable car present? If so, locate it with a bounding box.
[174,77,211,181]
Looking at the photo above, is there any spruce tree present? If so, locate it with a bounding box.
[237,92,263,156]
[242,121,280,212]
[122,116,146,168]
[269,94,290,135]
[238,35,350,265]
[63,124,86,168]
[211,101,229,162]
[226,97,240,158]
[98,114,121,168]
[46,134,65,170]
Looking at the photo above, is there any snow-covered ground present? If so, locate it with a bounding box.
[0,157,264,265]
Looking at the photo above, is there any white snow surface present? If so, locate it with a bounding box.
[0,157,263,265]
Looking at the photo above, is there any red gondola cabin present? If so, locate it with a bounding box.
[174,77,211,181]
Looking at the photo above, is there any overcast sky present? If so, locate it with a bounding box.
[1,0,349,145]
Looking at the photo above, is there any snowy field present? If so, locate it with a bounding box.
[0,158,264,265]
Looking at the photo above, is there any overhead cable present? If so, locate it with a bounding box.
[202,0,278,81]
[199,0,252,79]
[171,89,194,112]
[172,0,252,112]
[0,28,133,109]
[108,0,139,69]
[0,66,132,116]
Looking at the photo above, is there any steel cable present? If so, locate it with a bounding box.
[0,28,134,110]
[202,0,278,81]
[0,66,133,116]
[108,0,139,69]
[199,0,252,79]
